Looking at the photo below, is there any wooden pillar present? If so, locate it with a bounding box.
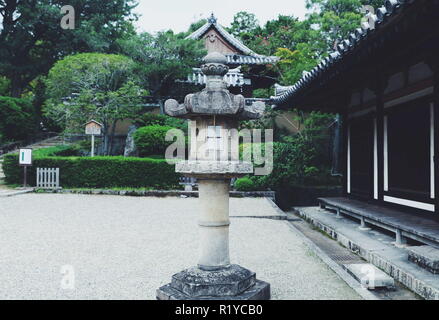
[334,91,352,198]
[341,110,349,197]
[427,56,439,216]
[432,63,439,216]
[375,75,386,203]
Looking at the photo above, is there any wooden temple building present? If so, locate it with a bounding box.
[185,14,278,96]
[272,0,439,247]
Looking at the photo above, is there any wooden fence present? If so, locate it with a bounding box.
[36,168,60,189]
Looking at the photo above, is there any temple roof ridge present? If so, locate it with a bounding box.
[186,13,274,59]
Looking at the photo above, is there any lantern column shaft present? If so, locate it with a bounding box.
[197,178,231,270]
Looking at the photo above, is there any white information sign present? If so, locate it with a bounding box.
[19,148,32,166]
[84,120,103,157]
[85,121,102,135]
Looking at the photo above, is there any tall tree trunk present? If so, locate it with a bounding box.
[102,126,109,156]
[108,120,118,155]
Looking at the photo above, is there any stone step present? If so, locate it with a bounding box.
[342,263,395,290]
[408,245,439,274]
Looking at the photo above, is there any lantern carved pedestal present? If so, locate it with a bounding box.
[156,52,270,300]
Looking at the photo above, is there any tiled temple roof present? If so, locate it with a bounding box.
[186,14,278,65]
[271,0,418,107]
[225,54,277,65]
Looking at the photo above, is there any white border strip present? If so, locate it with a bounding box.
[384,87,433,109]
[374,119,378,199]
[384,196,435,212]
[383,116,389,192]
[347,124,351,194]
[431,103,435,199]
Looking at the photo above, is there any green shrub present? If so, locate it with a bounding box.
[51,145,81,157]
[3,147,180,189]
[134,113,187,132]
[134,113,168,127]
[29,145,78,157]
[234,177,255,192]
[0,96,37,141]
[134,125,175,157]
[246,138,340,191]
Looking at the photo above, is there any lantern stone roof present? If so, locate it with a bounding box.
[270,0,422,108]
[186,14,278,66]
[165,52,265,120]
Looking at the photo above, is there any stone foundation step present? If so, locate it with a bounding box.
[294,206,438,299]
[408,245,439,274]
[0,188,33,197]
[342,263,395,290]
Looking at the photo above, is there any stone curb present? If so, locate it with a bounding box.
[33,188,275,200]
[265,198,378,300]
[0,188,34,197]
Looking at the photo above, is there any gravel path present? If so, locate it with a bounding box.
[0,194,360,300]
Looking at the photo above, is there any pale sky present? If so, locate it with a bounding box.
[134,0,308,34]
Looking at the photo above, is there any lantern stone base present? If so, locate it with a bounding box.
[156,265,270,300]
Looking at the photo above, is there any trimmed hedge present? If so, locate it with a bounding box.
[3,146,180,189]
[134,125,175,157]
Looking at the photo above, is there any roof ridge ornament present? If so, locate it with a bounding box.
[208,13,217,24]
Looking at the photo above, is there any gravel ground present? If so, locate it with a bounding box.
[0,194,360,300]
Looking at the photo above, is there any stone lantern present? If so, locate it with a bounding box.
[156,52,270,300]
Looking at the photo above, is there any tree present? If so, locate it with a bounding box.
[228,11,259,37]
[0,96,37,142]
[187,18,207,34]
[118,31,206,106]
[44,53,146,155]
[305,0,384,51]
[242,1,385,88]
[0,0,138,97]
[274,45,320,85]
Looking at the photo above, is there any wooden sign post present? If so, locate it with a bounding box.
[19,148,32,188]
[85,120,103,157]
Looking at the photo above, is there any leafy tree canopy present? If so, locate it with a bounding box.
[44,53,146,154]
[117,31,206,99]
[228,11,259,37]
[0,0,138,97]
[187,19,207,34]
[305,0,386,51]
